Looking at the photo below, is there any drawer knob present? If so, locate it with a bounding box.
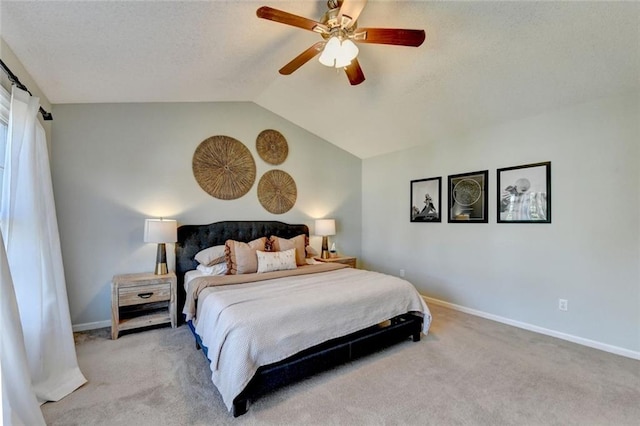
[137,292,154,299]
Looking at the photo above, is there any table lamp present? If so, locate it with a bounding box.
[144,218,177,275]
[315,219,336,259]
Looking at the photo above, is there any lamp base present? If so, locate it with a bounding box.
[154,262,168,275]
[321,236,330,259]
[154,243,169,275]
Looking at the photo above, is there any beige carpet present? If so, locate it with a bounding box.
[42,304,639,425]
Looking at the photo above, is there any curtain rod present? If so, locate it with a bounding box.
[0,58,53,121]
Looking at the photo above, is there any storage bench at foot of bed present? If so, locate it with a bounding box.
[230,313,423,417]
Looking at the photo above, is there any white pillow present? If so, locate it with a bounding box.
[196,263,228,276]
[305,245,319,258]
[194,245,226,266]
[256,248,297,273]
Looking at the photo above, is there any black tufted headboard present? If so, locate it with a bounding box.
[174,220,309,321]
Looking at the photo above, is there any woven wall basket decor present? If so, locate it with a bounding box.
[257,170,297,214]
[256,129,288,165]
[192,135,256,200]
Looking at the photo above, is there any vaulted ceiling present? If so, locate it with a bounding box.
[1,1,638,158]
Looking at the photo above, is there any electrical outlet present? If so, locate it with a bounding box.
[558,299,568,311]
[399,269,405,278]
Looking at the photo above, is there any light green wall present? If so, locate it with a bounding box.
[362,93,640,355]
[51,102,362,326]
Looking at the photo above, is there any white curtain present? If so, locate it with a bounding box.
[0,86,86,412]
[1,231,45,425]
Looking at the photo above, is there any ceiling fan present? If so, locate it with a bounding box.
[257,0,425,85]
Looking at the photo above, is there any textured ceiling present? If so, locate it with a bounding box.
[1,1,638,159]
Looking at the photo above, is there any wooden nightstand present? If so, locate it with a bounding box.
[315,255,357,268]
[111,272,177,340]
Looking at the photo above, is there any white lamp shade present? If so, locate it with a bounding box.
[319,37,359,68]
[341,39,359,60]
[315,219,336,236]
[318,37,340,67]
[334,55,352,69]
[144,219,177,243]
[335,39,358,67]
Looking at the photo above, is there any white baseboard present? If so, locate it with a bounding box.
[72,320,111,332]
[423,296,640,361]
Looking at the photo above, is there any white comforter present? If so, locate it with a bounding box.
[194,267,431,411]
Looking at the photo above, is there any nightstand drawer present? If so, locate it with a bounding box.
[119,283,171,306]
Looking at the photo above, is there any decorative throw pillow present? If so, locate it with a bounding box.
[256,249,297,273]
[225,237,267,274]
[269,234,306,266]
[196,263,228,276]
[194,244,226,266]
[305,245,319,258]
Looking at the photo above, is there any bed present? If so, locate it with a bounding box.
[175,220,431,416]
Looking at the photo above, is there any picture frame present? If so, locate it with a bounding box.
[447,170,488,223]
[497,161,551,223]
[410,177,441,222]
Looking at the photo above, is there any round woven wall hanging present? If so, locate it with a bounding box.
[256,129,288,165]
[192,135,256,200]
[257,170,297,214]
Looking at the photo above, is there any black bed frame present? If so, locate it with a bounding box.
[175,221,423,417]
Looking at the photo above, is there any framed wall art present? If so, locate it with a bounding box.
[448,170,488,223]
[497,161,551,223]
[410,177,441,222]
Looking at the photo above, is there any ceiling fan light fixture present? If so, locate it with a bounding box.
[341,38,359,60]
[319,36,340,66]
[318,54,335,67]
[318,36,359,68]
[257,1,424,84]
[334,55,352,68]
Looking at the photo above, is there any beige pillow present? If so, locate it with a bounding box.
[256,249,297,273]
[270,234,306,266]
[225,237,267,275]
[194,245,226,266]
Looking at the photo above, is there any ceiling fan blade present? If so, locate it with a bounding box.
[279,42,326,75]
[337,0,367,29]
[344,59,365,86]
[257,6,328,33]
[353,28,426,47]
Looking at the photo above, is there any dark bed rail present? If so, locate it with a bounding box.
[188,313,423,417]
[231,313,422,416]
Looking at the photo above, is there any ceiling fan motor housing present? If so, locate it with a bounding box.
[320,1,357,41]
